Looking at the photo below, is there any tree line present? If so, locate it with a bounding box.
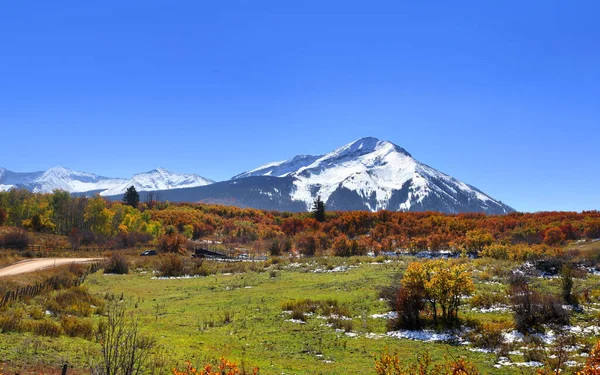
[1,188,599,258]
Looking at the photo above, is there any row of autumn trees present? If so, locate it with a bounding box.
[1,188,600,256]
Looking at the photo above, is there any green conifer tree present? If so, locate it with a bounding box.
[312,195,326,222]
[122,186,140,208]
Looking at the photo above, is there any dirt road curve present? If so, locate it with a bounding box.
[0,258,102,277]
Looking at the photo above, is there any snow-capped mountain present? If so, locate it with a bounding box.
[0,166,213,196]
[226,137,513,214]
[0,167,44,190]
[100,168,213,196]
[232,154,323,179]
[1,138,513,214]
[27,166,127,194]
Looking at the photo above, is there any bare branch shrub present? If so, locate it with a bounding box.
[91,302,155,375]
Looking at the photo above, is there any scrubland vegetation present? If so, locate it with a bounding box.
[2,190,600,374]
[1,252,600,374]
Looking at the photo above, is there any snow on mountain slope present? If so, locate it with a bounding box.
[27,166,126,193]
[0,184,15,192]
[0,167,44,191]
[0,166,213,195]
[232,154,323,179]
[100,167,213,196]
[234,137,513,214]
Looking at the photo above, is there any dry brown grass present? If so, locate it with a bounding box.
[0,251,23,267]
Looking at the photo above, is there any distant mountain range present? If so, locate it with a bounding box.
[0,166,213,196]
[0,137,514,214]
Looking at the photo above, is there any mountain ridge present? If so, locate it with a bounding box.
[230,137,513,214]
[0,166,214,196]
[1,137,513,214]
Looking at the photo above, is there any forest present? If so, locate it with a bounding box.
[1,188,599,260]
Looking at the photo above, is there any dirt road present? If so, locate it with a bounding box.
[0,258,102,277]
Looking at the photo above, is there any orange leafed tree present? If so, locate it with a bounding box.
[576,341,600,375]
[173,358,258,375]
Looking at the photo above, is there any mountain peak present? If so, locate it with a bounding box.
[346,137,412,157]
[330,137,412,159]
[228,137,511,214]
[47,165,71,172]
[147,167,169,174]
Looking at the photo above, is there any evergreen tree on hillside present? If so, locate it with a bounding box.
[312,195,326,222]
[123,186,140,208]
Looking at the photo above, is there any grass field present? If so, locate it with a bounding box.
[1,254,600,374]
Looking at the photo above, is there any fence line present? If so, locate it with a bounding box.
[0,244,147,252]
[0,261,104,308]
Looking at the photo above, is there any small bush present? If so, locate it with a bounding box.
[0,229,30,250]
[561,265,576,305]
[158,254,185,277]
[510,280,569,333]
[28,306,45,320]
[186,259,211,276]
[61,315,94,338]
[523,347,545,363]
[328,316,353,332]
[104,252,130,274]
[290,309,306,321]
[467,323,505,352]
[115,231,153,248]
[282,299,348,324]
[469,291,508,309]
[392,286,424,330]
[0,309,25,333]
[48,286,104,317]
[157,232,187,254]
[32,318,63,337]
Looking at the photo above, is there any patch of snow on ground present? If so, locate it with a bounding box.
[503,329,557,344]
[313,266,349,273]
[330,314,352,320]
[370,311,398,319]
[387,330,455,342]
[471,305,510,313]
[285,319,305,324]
[151,275,202,280]
[516,361,544,367]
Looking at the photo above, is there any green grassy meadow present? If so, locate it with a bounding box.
[2,256,600,374]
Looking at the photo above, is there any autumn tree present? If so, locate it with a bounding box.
[50,189,71,235]
[394,260,474,327]
[269,238,282,256]
[312,195,326,222]
[578,340,600,375]
[296,233,317,256]
[394,262,427,329]
[463,229,494,253]
[375,348,479,375]
[544,227,566,245]
[158,225,187,254]
[332,236,350,257]
[123,185,140,208]
[84,195,114,237]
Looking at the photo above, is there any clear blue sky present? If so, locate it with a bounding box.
[1,1,599,212]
